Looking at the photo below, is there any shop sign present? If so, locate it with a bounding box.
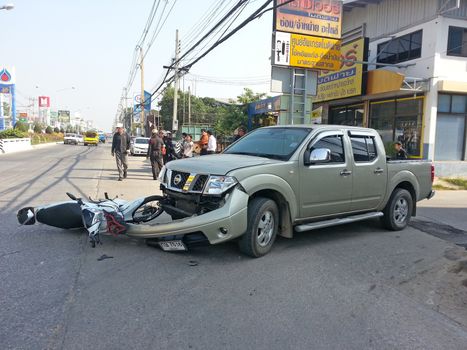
[273,31,341,71]
[274,0,343,39]
[313,37,368,103]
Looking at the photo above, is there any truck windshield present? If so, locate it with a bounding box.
[224,127,311,160]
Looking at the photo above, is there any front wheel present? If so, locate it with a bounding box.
[239,197,279,258]
[132,195,164,223]
[381,188,413,231]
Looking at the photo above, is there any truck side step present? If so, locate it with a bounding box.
[295,212,384,232]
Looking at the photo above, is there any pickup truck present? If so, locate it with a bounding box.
[127,125,435,257]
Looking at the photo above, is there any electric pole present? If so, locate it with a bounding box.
[140,46,145,136]
[172,29,180,132]
[188,85,191,125]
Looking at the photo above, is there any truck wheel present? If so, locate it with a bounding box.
[239,197,279,258]
[382,188,413,231]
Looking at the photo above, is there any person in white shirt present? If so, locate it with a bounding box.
[183,134,194,158]
[207,130,217,154]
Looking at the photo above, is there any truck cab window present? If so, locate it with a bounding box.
[350,136,378,162]
[311,135,345,163]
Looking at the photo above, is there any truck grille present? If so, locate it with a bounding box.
[169,172,208,192]
[170,171,190,189]
[192,175,208,192]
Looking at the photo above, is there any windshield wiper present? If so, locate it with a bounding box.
[227,151,284,160]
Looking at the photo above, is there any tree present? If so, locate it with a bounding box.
[45,126,53,134]
[60,127,65,133]
[33,122,43,133]
[54,127,60,133]
[14,121,29,132]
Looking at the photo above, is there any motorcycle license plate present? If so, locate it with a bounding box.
[159,240,187,252]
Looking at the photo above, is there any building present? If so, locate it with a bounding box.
[313,0,467,175]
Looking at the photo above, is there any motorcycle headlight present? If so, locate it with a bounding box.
[158,166,167,184]
[203,176,237,195]
[82,208,101,228]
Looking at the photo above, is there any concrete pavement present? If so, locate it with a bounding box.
[1,144,467,350]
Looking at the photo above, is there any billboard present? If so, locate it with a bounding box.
[0,67,15,84]
[133,90,152,114]
[313,37,369,103]
[38,96,50,108]
[57,110,71,124]
[274,0,343,39]
[273,31,341,71]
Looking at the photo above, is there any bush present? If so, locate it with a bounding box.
[60,127,65,133]
[14,121,29,132]
[33,123,43,133]
[0,129,27,139]
[45,126,53,134]
[54,127,60,133]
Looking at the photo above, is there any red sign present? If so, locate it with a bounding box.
[38,96,50,108]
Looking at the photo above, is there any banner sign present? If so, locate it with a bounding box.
[273,31,341,71]
[57,110,71,124]
[38,96,50,108]
[274,0,343,39]
[133,90,152,114]
[313,37,368,103]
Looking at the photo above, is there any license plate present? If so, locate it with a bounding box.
[159,240,187,251]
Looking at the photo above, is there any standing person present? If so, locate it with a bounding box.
[233,126,247,142]
[183,134,194,158]
[147,129,164,180]
[207,130,217,155]
[199,129,208,155]
[393,141,408,160]
[111,123,130,181]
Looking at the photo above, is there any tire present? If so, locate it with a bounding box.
[84,143,87,146]
[239,197,279,258]
[132,195,164,223]
[381,188,413,231]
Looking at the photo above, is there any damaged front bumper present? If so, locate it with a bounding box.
[125,187,249,244]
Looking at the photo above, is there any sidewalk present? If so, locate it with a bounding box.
[418,190,467,231]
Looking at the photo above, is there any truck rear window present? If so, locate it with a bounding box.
[350,136,377,162]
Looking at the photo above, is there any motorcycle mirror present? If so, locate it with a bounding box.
[104,192,109,200]
[66,192,77,200]
[17,207,36,225]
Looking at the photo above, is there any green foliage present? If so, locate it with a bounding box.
[33,122,43,133]
[14,121,29,132]
[30,132,64,145]
[60,127,65,133]
[0,128,27,139]
[54,127,60,133]
[45,126,53,134]
[443,178,467,189]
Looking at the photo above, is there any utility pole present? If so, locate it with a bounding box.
[172,29,180,132]
[140,46,145,136]
[188,85,191,125]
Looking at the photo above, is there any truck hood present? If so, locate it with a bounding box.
[165,154,280,175]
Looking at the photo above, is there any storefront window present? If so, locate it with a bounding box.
[329,104,364,126]
[370,97,423,158]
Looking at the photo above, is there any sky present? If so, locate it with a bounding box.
[2,0,274,131]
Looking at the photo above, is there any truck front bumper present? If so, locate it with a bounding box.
[124,187,249,244]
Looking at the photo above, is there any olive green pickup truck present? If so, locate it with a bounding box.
[127,125,435,257]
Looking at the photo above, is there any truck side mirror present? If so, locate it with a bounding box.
[304,148,331,165]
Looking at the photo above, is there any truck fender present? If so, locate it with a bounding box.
[381,170,420,212]
[239,174,297,238]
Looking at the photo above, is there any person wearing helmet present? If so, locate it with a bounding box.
[111,123,130,181]
[147,128,164,180]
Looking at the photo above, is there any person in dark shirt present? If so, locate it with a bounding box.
[111,123,130,181]
[147,129,164,180]
[394,141,408,160]
[233,126,247,142]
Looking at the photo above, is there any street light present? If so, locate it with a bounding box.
[0,3,14,10]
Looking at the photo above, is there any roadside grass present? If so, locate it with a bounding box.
[432,184,455,191]
[443,178,467,190]
[434,177,467,190]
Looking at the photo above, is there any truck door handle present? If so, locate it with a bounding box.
[340,169,352,177]
[374,168,384,174]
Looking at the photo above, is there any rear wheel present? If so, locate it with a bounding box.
[239,197,279,258]
[381,188,413,230]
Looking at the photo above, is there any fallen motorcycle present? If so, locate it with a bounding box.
[17,192,164,247]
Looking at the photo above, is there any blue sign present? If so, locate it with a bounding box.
[133,90,152,114]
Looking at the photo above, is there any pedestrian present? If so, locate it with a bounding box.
[233,126,247,142]
[163,132,178,163]
[393,141,408,160]
[183,134,194,158]
[207,130,217,155]
[147,128,164,180]
[199,129,209,155]
[111,123,130,181]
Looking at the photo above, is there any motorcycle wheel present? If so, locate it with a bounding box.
[132,195,164,223]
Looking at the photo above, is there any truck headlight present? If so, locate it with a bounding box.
[203,176,237,195]
[158,166,167,184]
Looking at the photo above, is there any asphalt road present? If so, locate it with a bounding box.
[1,144,467,350]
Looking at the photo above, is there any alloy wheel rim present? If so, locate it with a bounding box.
[256,210,274,247]
[393,198,409,225]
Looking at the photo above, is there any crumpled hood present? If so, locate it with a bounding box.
[165,154,279,175]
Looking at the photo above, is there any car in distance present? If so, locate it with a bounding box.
[130,137,150,156]
[83,131,99,146]
[98,132,106,143]
[125,125,435,258]
[63,133,80,145]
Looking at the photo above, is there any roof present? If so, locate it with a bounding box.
[266,124,375,132]
[343,0,383,11]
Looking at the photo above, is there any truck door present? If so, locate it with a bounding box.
[299,131,352,219]
[348,133,387,211]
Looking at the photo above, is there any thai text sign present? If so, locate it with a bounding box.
[57,110,70,124]
[273,31,341,71]
[313,37,367,102]
[274,0,343,39]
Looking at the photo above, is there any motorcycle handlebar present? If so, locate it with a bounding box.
[66,192,77,200]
